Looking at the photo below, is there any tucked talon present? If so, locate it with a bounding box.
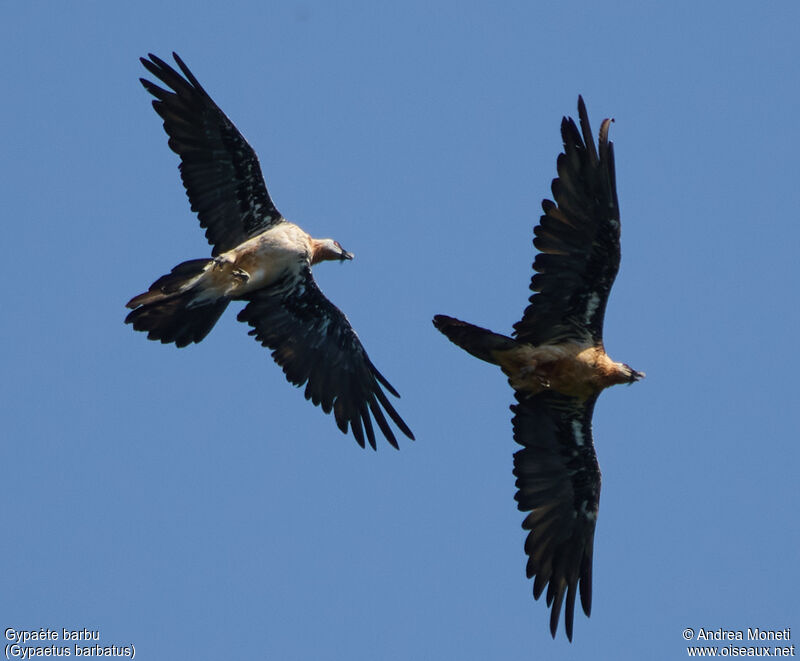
[213,255,233,269]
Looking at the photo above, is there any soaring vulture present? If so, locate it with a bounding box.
[125,53,413,450]
[433,97,643,640]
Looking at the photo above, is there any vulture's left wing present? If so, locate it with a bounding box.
[237,267,414,449]
[511,391,601,641]
[140,53,284,255]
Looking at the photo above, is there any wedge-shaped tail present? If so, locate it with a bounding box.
[432,314,518,365]
[125,259,230,348]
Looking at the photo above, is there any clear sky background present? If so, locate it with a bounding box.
[2,2,798,659]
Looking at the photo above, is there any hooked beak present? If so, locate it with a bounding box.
[340,249,354,261]
[629,369,645,383]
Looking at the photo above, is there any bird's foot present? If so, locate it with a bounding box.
[213,255,234,269]
[232,268,250,283]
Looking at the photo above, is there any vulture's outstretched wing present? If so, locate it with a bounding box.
[511,391,601,641]
[513,96,620,346]
[140,52,283,255]
[237,266,414,449]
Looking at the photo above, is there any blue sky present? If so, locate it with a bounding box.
[2,2,798,659]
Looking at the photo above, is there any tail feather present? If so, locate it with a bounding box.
[126,259,212,308]
[126,295,229,347]
[126,259,229,348]
[432,314,518,364]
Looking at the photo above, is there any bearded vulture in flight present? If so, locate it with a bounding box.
[125,53,413,450]
[433,97,643,640]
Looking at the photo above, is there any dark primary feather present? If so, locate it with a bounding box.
[140,52,283,255]
[237,267,414,450]
[511,391,601,641]
[513,96,620,346]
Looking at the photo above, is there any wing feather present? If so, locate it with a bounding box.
[512,391,601,641]
[140,52,283,255]
[237,266,414,449]
[513,96,620,345]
